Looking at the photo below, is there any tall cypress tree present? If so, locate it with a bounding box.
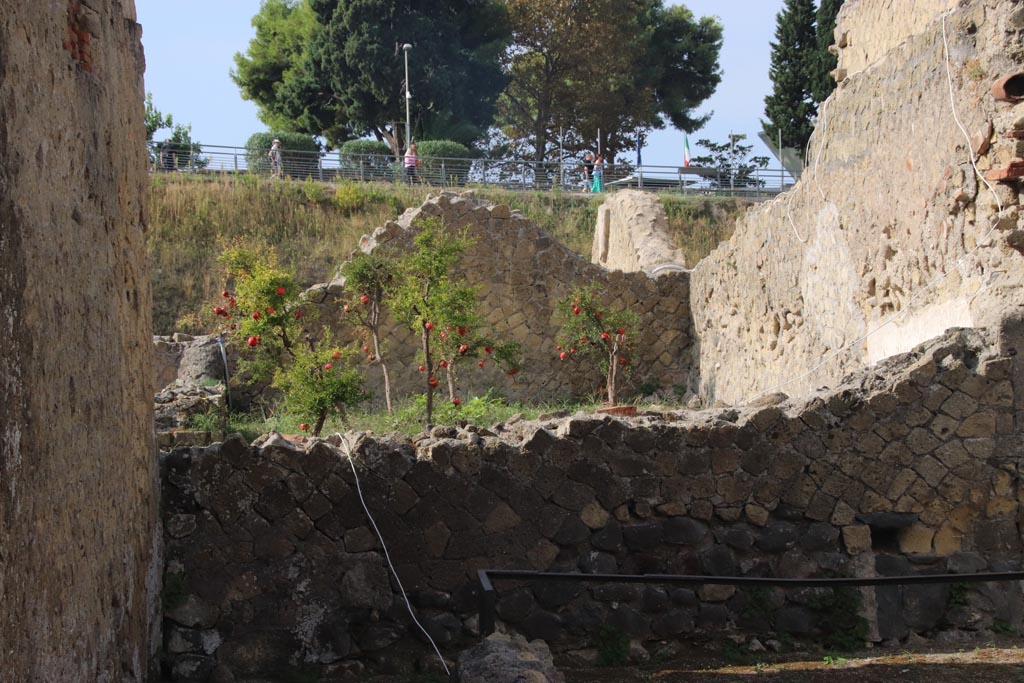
[810,0,844,104]
[762,0,818,159]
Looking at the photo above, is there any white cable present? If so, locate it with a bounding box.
[337,433,452,677]
[785,184,809,243]
[941,11,1004,218]
[742,8,1009,403]
[813,97,830,201]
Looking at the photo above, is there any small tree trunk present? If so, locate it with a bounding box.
[423,327,434,428]
[446,366,456,402]
[371,329,393,414]
[606,346,619,406]
[313,409,328,437]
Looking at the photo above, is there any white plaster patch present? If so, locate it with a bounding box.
[866,297,974,364]
[800,203,866,353]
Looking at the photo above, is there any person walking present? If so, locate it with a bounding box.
[268,139,282,178]
[582,152,594,192]
[159,140,173,171]
[591,154,604,193]
[404,143,419,183]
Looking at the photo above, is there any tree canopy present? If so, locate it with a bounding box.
[810,0,843,104]
[232,0,722,161]
[497,0,722,162]
[234,0,509,152]
[762,0,844,160]
[231,0,319,134]
[762,0,817,159]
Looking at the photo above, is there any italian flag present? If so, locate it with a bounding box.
[683,134,691,167]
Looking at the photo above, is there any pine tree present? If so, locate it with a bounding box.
[810,0,844,104]
[762,0,818,160]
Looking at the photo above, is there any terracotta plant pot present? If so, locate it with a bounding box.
[597,405,637,417]
[992,73,1024,103]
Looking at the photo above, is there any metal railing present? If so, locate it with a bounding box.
[147,142,795,198]
[477,567,1024,637]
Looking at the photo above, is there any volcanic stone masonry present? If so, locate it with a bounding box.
[315,192,694,406]
[159,327,1024,680]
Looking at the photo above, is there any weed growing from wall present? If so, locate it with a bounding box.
[808,587,869,652]
[595,625,630,667]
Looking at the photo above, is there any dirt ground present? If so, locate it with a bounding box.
[562,637,1024,683]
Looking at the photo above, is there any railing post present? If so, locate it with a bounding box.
[318,156,323,182]
[441,159,446,186]
[234,153,238,173]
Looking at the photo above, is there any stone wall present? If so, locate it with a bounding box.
[318,193,693,404]
[834,0,959,77]
[0,1,160,681]
[591,190,688,274]
[690,0,1024,404]
[154,333,225,391]
[160,328,1023,680]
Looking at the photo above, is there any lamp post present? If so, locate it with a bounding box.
[402,43,412,151]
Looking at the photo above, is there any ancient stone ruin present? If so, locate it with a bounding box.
[691,0,1024,403]
[154,0,1024,679]
[0,1,159,681]
[3,0,1024,681]
[159,327,1023,679]
[319,194,694,405]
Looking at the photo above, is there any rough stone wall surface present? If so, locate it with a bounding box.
[691,0,1024,404]
[160,328,1023,680]
[154,333,226,391]
[835,0,959,77]
[319,193,693,404]
[591,190,688,274]
[0,2,159,681]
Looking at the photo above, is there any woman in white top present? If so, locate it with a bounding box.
[404,143,419,183]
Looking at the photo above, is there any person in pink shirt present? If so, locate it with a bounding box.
[404,143,419,183]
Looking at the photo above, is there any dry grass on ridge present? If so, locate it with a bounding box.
[147,174,745,335]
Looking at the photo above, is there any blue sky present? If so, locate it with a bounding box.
[137,0,786,168]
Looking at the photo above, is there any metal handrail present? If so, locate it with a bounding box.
[477,568,1024,637]
[146,141,795,197]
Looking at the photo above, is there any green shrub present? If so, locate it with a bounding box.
[340,139,393,157]
[302,177,328,204]
[594,625,629,666]
[339,139,396,181]
[214,246,367,435]
[333,182,367,213]
[808,587,869,652]
[555,284,639,406]
[274,337,367,432]
[417,140,473,185]
[245,131,321,178]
